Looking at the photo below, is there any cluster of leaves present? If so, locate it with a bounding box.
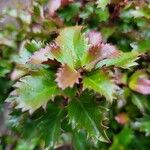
[0,0,150,149]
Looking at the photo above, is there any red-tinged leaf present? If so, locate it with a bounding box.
[48,0,74,16]
[29,45,54,64]
[96,51,139,69]
[83,44,101,69]
[84,43,120,70]
[115,113,129,125]
[113,68,127,85]
[11,68,27,81]
[48,0,61,16]
[56,64,81,89]
[100,43,120,59]
[136,78,150,94]
[49,42,62,60]
[61,0,74,6]
[87,31,102,46]
[129,70,150,95]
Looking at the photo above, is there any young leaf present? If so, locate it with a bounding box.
[55,26,89,69]
[56,64,81,89]
[29,45,54,64]
[6,70,60,113]
[129,70,150,95]
[100,43,120,59]
[87,31,102,46]
[115,113,129,125]
[83,70,117,103]
[96,52,139,69]
[48,0,73,16]
[11,68,27,81]
[48,0,61,16]
[83,43,119,70]
[67,92,109,142]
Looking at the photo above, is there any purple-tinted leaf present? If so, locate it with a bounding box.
[129,70,150,95]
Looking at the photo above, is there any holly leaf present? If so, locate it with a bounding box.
[83,43,119,70]
[67,92,109,142]
[11,103,64,148]
[10,68,27,81]
[129,70,150,95]
[58,2,81,22]
[100,44,120,59]
[109,126,133,150]
[54,26,89,69]
[36,103,64,147]
[72,130,90,150]
[131,93,148,114]
[56,64,81,89]
[130,39,150,53]
[29,45,54,64]
[87,31,102,46]
[48,0,62,16]
[25,40,43,53]
[48,0,74,16]
[83,70,117,103]
[134,115,150,136]
[6,70,60,113]
[97,0,110,10]
[115,113,129,125]
[0,60,12,77]
[96,52,139,69]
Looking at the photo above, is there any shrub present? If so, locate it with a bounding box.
[0,0,150,149]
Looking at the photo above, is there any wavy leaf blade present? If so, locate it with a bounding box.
[83,70,117,103]
[68,92,109,142]
[7,70,60,112]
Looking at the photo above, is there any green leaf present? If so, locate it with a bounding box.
[72,130,90,150]
[132,93,146,114]
[120,7,150,19]
[95,7,109,22]
[97,0,110,10]
[109,126,133,150]
[101,27,116,41]
[131,39,150,53]
[25,40,43,53]
[96,52,139,69]
[58,3,81,22]
[68,92,109,142]
[134,115,150,136]
[55,26,89,69]
[0,60,12,77]
[6,70,60,113]
[15,138,38,150]
[36,103,64,147]
[83,70,117,103]
[12,103,64,148]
